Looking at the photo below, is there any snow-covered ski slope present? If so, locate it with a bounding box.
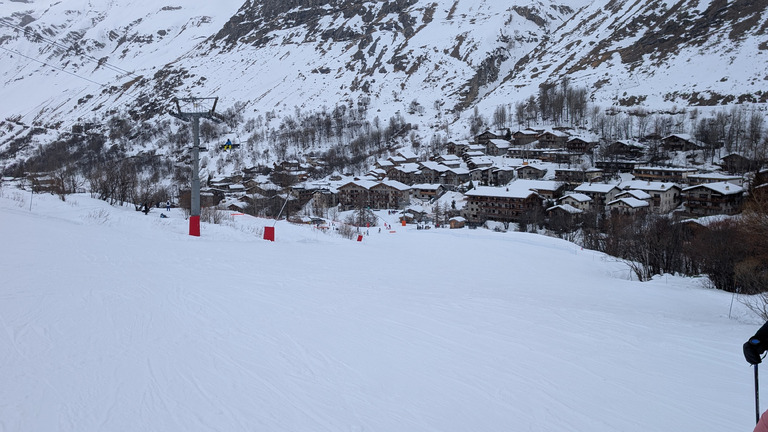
[0,189,758,431]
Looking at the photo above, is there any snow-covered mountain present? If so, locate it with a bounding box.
[1,0,767,159]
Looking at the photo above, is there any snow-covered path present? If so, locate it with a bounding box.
[0,191,758,431]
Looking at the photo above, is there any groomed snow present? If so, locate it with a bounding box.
[0,188,761,431]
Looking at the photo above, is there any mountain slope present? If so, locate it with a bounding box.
[0,0,767,164]
[488,0,768,108]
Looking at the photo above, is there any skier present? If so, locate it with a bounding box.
[744,321,768,432]
[166,200,171,211]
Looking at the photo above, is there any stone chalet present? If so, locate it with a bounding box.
[492,166,517,186]
[447,140,472,156]
[386,162,422,185]
[395,149,419,163]
[606,197,650,215]
[338,180,411,210]
[470,167,494,184]
[565,136,596,154]
[366,168,387,181]
[434,154,462,168]
[632,166,698,184]
[476,129,511,143]
[449,216,467,229]
[467,156,494,170]
[371,181,411,209]
[508,145,545,159]
[375,159,395,171]
[555,168,603,186]
[558,193,593,212]
[573,183,623,209]
[462,185,543,224]
[387,155,407,165]
[516,179,566,201]
[605,140,645,159]
[443,167,471,187]
[682,182,745,217]
[418,161,451,184]
[486,139,512,156]
[615,189,652,203]
[410,183,446,201]
[512,129,540,147]
[547,203,584,219]
[661,133,705,152]
[595,159,641,174]
[537,130,570,148]
[516,164,547,180]
[687,172,743,187]
[621,180,682,213]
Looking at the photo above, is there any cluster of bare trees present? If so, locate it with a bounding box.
[86,153,176,210]
[571,182,768,291]
[581,212,695,282]
[694,108,766,159]
[510,78,589,128]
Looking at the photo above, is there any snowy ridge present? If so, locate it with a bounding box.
[2,0,765,144]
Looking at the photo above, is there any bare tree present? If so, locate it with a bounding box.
[493,104,508,130]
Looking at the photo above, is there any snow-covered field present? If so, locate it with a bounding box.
[0,187,761,431]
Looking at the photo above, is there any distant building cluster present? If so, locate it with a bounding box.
[173,126,760,227]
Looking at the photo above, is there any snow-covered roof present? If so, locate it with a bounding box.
[411,183,444,191]
[392,163,421,174]
[397,149,418,160]
[682,181,744,195]
[513,179,562,192]
[541,129,570,137]
[517,164,547,172]
[616,189,651,200]
[488,139,511,147]
[547,204,583,214]
[448,167,470,175]
[465,185,539,199]
[663,133,694,141]
[469,156,494,166]
[607,197,650,208]
[680,214,739,226]
[493,166,517,173]
[622,180,681,192]
[687,172,742,181]
[438,154,461,161]
[574,183,621,193]
[560,193,592,203]
[513,128,540,135]
[378,180,411,191]
[613,139,645,148]
[340,180,379,190]
[567,135,594,143]
[419,161,451,172]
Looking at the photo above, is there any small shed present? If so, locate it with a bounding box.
[449,216,466,229]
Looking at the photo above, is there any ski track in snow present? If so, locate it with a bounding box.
[0,191,760,431]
